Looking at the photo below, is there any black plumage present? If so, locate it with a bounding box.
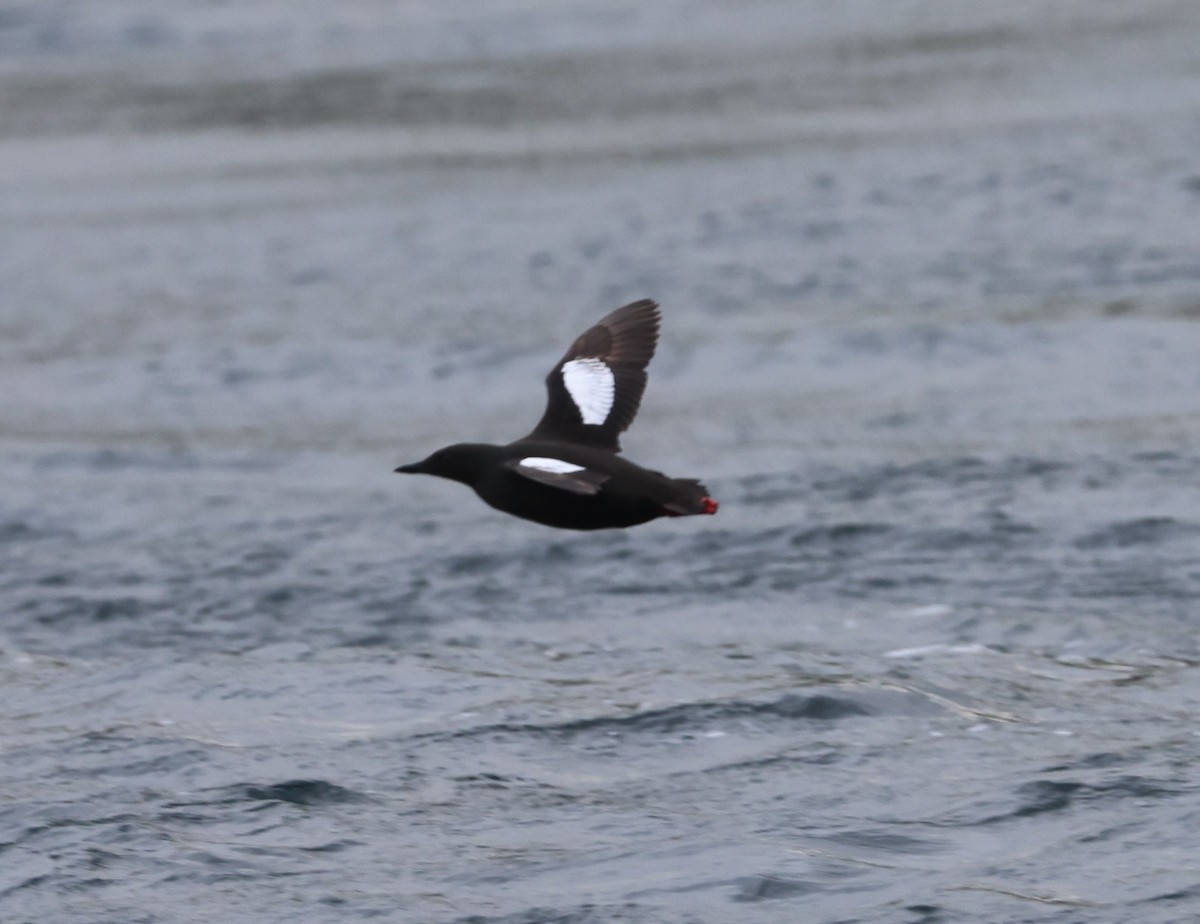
[395,300,718,530]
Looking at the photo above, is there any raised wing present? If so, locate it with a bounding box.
[504,456,610,495]
[524,299,660,451]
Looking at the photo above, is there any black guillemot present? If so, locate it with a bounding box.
[394,299,718,530]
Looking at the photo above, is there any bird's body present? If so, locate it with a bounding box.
[395,300,717,530]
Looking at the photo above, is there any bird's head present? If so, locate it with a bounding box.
[394,443,496,486]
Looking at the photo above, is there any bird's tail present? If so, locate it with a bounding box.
[662,479,719,517]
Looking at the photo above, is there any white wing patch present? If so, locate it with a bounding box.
[519,457,586,474]
[562,358,615,426]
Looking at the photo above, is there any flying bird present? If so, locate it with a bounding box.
[395,299,718,529]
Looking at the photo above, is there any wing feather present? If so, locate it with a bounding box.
[505,457,610,495]
[524,299,660,451]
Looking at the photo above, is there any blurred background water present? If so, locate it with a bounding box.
[3,2,1200,921]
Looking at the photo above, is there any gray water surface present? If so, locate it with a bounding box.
[3,2,1200,921]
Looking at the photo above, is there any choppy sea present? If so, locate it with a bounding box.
[3,2,1200,921]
